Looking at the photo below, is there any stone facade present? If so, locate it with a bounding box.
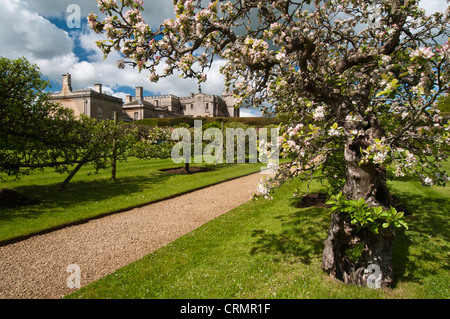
[50,74,124,121]
[122,87,181,120]
[51,74,240,121]
[125,86,240,120]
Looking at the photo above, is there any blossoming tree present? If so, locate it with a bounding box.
[89,0,449,287]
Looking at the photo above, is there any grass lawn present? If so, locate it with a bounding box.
[0,158,264,244]
[66,161,449,299]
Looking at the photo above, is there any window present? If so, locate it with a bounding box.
[206,103,209,110]
[183,105,186,111]
[134,112,139,121]
[97,106,103,118]
[191,104,193,109]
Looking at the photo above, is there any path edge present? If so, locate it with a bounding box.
[0,170,263,248]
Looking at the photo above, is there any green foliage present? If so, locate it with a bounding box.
[55,114,139,189]
[326,192,408,234]
[70,115,136,167]
[202,120,223,130]
[129,126,174,159]
[130,116,280,128]
[345,243,364,264]
[436,95,450,113]
[317,146,346,195]
[0,56,77,178]
[0,56,146,188]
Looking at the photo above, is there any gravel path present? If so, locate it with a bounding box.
[0,172,265,299]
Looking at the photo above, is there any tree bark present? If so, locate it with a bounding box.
[321,134,396,288]
[321,212,395,288]
[58,161,85,191]
[342,139,393,209]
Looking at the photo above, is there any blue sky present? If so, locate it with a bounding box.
[0,0,262,116]
[0,0,447,117]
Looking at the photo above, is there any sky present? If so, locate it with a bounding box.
[0,0,447,117]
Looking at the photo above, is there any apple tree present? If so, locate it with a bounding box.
[89,0,449,287]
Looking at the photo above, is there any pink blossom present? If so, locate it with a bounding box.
[411,47,435,59]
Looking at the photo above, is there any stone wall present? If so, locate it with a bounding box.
[50,74,123,121]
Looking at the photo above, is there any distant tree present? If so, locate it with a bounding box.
[129,125,175,160]
[0,56,78,178]
[89,0,449,287]
[0,56,137,190]
[57,115,137,190]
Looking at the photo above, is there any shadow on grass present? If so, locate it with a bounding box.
[249,182,448,289]
[0,171,172,223]
[250,206,330,265]
[393,190,449,241]
[390,185,450,286]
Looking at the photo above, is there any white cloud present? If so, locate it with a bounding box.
[88,85,127,101]
[25,0,106,20]
[26,0,176,28]
[9,0,449,106]
[32,53,80,85]
[240,108,263,118]
[2,1,222,99]
[419,0,448,14]
[0,0,74,60]
[69,26,226,97]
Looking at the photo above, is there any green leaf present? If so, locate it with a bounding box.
[376,89,390,98]
[379,211,389,219]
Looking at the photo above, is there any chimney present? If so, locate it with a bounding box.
[94,83,102,94]
[62,73,72,94]
[126,95,133,103]
[135,86,143,100]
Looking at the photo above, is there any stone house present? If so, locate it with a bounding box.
[122,87,181,120]
[51,73,240,121]
[178,88,239,118]
[50,74,124,121]
[125,86,240,120]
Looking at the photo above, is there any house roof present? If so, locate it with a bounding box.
[122,98,158,110]
[51,88,123,104]
[123,98,181,117]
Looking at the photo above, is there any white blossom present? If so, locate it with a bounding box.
[424,177,434,186]
[313,106,325,121]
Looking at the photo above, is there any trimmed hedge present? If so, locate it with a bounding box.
[122,112,449,129]
[125,117,281,128]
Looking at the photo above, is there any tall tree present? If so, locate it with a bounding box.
[0,56,78,178]
[0,56,137,190]
[56,114,137,190]
[89,0,449,287]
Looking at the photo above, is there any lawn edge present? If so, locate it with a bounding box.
[0,169,263,247]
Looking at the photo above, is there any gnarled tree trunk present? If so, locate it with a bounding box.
[321,132,396,288]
